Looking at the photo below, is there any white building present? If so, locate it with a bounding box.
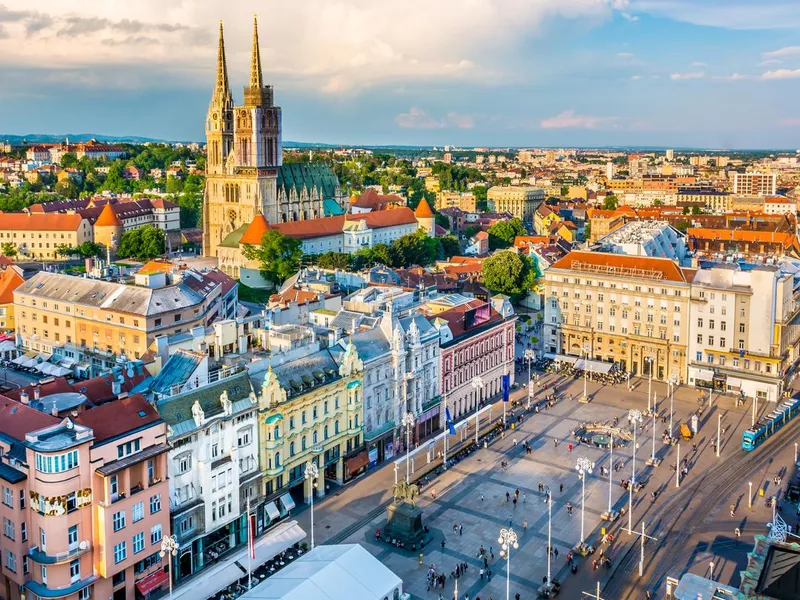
[763,196,796,215]
[733,172,777,196]
[593,221,691,266]
[687,263,800,402]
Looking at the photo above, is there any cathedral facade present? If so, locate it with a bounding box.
[202,19,343,259]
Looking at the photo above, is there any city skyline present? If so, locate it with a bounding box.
[1,1,800,148]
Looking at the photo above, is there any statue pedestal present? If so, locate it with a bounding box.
[383,501,426,550]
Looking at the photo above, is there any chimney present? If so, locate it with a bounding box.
[51,407,58,416]
[33,387,40,401]
[20,390,29,404]
[112,378,122,396]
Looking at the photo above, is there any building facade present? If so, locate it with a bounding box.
[0,395,171,600]
[0,214,93,261]
[733,173,776,196]
[487,186,544,223]
[543,251,691,381]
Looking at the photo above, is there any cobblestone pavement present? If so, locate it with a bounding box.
[289,371,790,599]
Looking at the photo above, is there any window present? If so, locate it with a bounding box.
[113,541,127,564]
[237,428,251,447]
[132,502,144,523]
[739,323,745,333]
[150,524,162,545]
[113,510,126,532]
[720,338,726,348]
[70,559,80,582]
[708,336,714,346]
[709,320,715,330]
[79,586,92,600]
[2,517,14,540]
[707,354,714,364]
[177,454,191,474]
[20,522,26,542]
[697,334,703,344]
[697,318,703,328]
[133,532,145,554]
[117,439,141,458]
[110,475,118,496]
[41,564,47,583]
[149,494,161,514]
[35,450,79,473]
[68,525,78,548]
[2,486,12,507]
[696,352,702,361]
[40,527,46,550]
[721,321,726,331]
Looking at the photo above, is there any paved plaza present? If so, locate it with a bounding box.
[278,368,790,600]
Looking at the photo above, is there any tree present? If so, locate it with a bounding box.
[481,251,538,300]
[389,230,438,268]
[1,243,17,258]
[464,225,481,239]
[314,252,351,270]
[117,225,166,260]
[691,205,702,215]
[435,213,450,231]
[653,199,664,206]
[472,185,489,211]
[439,235,460,259]
[242,230,303,285]
[77,241,104,258]
[487,218,526,250]
[54,244,75,258]
[602,195,619,210]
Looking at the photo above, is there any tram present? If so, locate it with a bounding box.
[742,395,800,451]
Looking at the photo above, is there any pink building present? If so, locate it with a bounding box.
[0,394,171,600]
[433,299,516,422]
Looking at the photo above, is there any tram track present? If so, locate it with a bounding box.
[603,415,800,598]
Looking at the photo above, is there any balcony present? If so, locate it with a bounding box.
[28,544,91,565]
[421,396,441,412]
[25,574,98,598]
[311,443,324,454]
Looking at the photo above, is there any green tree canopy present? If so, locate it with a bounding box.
[389,230,438,268]
[117,225,166,260]
[602,195,619,210]
[439,235,460,259]
[487,218,526,250]
[242,230,303,285]
[313,252,351,270]
[481,251,539,300]
[1,242,17,257]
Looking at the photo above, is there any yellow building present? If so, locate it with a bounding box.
[567,186,588,200]
[435,191,477,213]
[13,271,216,372]
[487,185,545,221]
[256,342,365,505]
[0,213,93,260]
[533,204,561,235]
[425,176,441,192]
[543,251,691,381]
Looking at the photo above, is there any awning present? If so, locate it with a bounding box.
[170,521,306,600]
[346,452,369,475]
[265,501,280,521]
[549,353,578,364]
[727,377,743,387]
[135,569,168,596]
[11,356,26,365]
[278,493,296,512]
[575,358,613,374]
[0,340,16,353]
[692,367,715,380]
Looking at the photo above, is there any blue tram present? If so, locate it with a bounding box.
[742,396,800,451]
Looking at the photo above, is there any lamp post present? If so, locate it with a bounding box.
[645,355,653,413]
[471,376,484,444]
[159,535,179,600]
[401,412,415,484]
[304,461,319,549]
[716,413,721,458]
[524,348,536,410]
[546,492,553,587]
[675,443,681,488]
[628,409,643,533]
[749,481,753,509]
[582,344,591,402]
[576,457,593,549]
[668,375,678,441]
[498,528,519,600]
[647,393,661,467]
[602,434,617,521]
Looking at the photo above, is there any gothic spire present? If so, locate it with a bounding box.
[250,15,264,90]
[214,20,231,101]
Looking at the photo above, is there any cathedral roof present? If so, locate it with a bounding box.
[414,197,435,219]
[220,224,248,249]
[94,203,123,227]
[240,213,270,245]
[277,163,340,202]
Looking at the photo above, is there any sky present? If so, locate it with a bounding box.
[1,0,800,149]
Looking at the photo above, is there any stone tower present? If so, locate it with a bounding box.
[203,17,283,259]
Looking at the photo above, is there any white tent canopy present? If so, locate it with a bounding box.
[239,544,403,600]
[574,358,614,374]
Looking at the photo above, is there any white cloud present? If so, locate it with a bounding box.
[620,12,639,22]
[394,108,478,130]
[629,0,800,30]
[631,75,643,80]
[0,0,633,93]
[763,69,800,80]
[758,59,782,67]
[617,52,634,58]
[714,73,757,81]
[670,71,705,80]
[690,61,708,67]
[539,109,618,130]
[763,46,800,58]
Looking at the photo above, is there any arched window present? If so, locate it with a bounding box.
[274,452,281,468]
[301,437,306,451]
[313,431,318,445]
[273,425,280,440]
[289,442,295,457]
[334,421,340,435]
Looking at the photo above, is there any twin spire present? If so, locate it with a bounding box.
[214,16,265,102]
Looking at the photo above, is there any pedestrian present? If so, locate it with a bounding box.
[480,567,485,581]
[568,443,573,453]
[432,488,437,499]
[730,504,736,517]
[459,524,463,536]
[480,493,484,502]
[513,438,517,446]
[506,491,511,503]
[523,493,526,503]
[441,539,446,550]
[490,546,494,560]
[509,516,513,527]
[515,489,520,499]
[560,482,563,493]
[513,497,517,508]
[523,519,528,532]
[554,547,558,558]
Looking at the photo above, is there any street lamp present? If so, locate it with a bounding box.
[582,344,591,402]
[524,348,536,410]
[498,528,519,600]
[304,461,319,549]
[576,457,594,549]
[401,412,415,484]
[668,375,679,441]
[646,393,661,467]
[602,434,617,521]
[645,354,654,413]
[628,409,643,534]
[159,535,179,600]
[471,376,484,444]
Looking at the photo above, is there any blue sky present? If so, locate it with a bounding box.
[0,1,799,148]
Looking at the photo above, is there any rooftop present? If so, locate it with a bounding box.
[549,251,688,283]
[75,394,162,444]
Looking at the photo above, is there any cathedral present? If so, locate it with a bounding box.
[202,18,345,259]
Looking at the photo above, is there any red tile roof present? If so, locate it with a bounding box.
[352,189,404,210]
[549,251,687,283]
[5,371,149,405]
[0,267,24,304]
[0,397,58,441]
[263,208,419,241]
[94,203,124,227]
[240,214,270,245]
[687,228,797,247]
[75,394,161,443]
[0,213,85,231]
[434,299,505,340]
[414,198,435,218]
[514,236,550,247]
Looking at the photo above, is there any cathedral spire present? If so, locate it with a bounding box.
[214,20,231,100]
[250,15,264,90]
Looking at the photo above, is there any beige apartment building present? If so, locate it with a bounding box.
[13,272,216,373]
[0,214,93,260]
[733,172,776,196]
[435,191,476,213]
[487,186,545,222]
[543,251,691,381]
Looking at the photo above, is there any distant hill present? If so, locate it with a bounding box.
[0,133,172,144]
